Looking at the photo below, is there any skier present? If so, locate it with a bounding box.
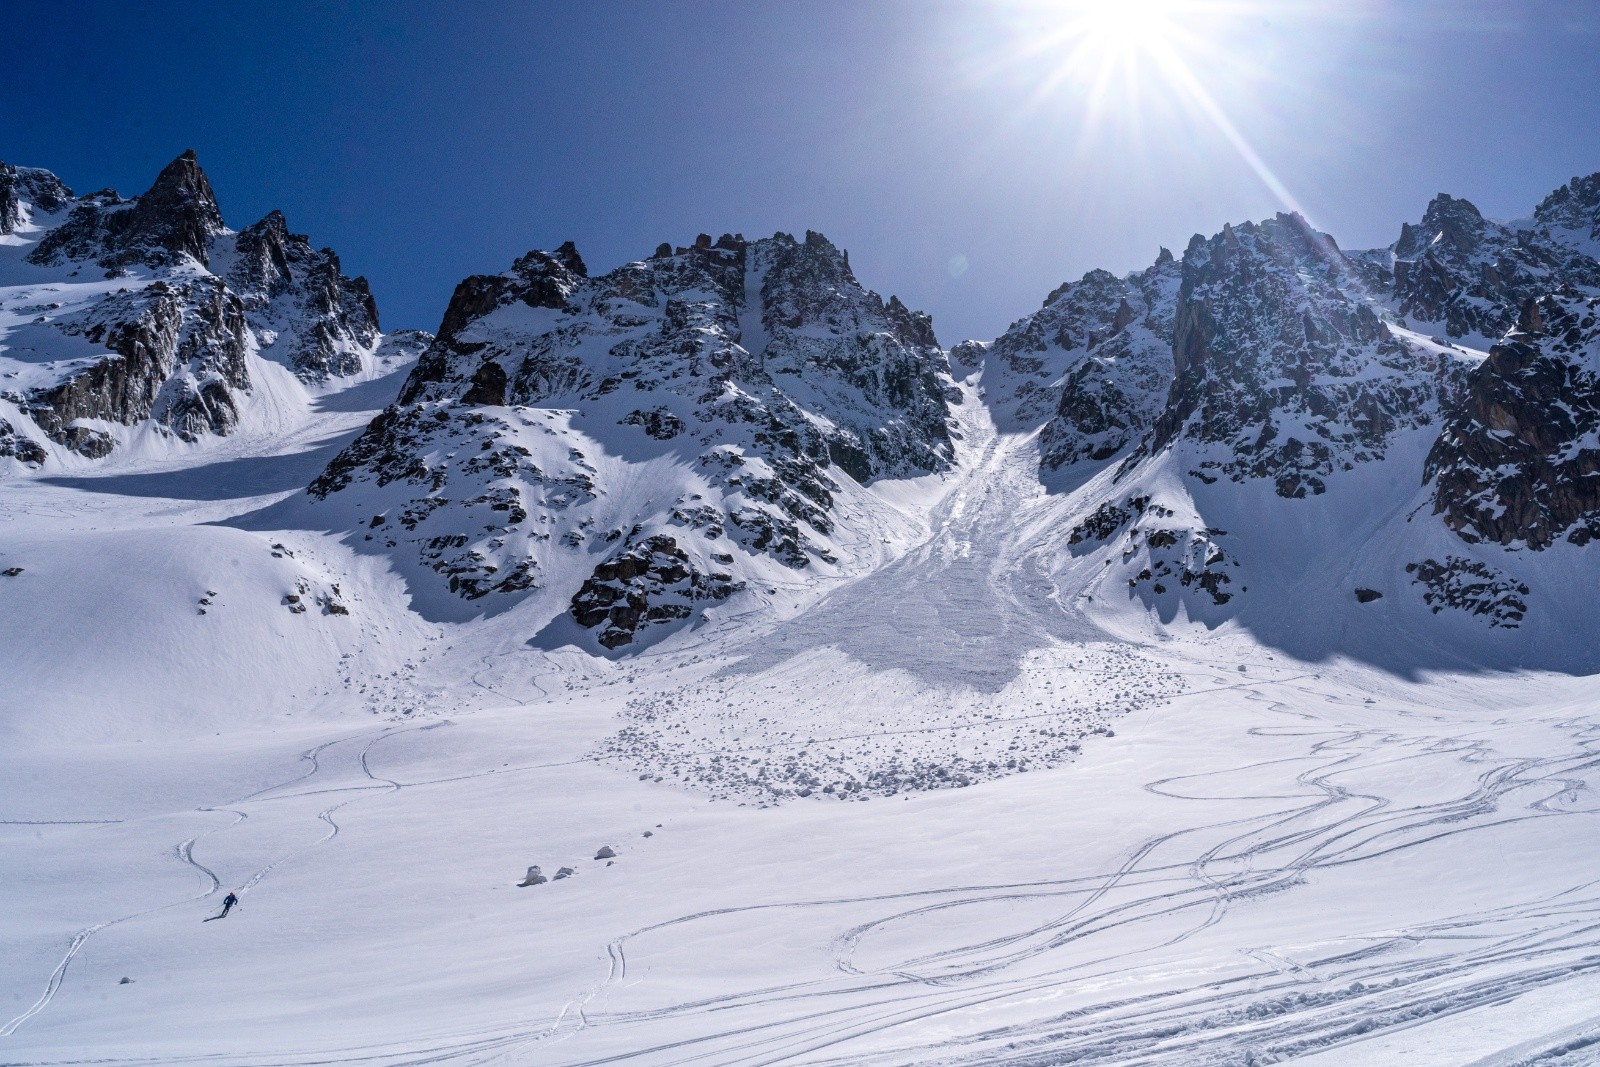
[204,891,239,921]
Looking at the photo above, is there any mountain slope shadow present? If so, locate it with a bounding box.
[39,431,361,501]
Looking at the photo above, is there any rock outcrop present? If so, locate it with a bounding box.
[1152,213,1464,498]
[972,250,1178,468]
[1,162,71,236]
[26,277,252,449]
[226,210,382,379]
[1378,185,1600,343]
[1,151,402,465]
[28,150,224,270]
[310,230,956,645]
[1426,293,1600,548]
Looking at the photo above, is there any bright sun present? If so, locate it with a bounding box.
[986,0,1309,217]
[1072,0,1186,56]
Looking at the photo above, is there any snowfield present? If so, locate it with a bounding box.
[4,375,1600,1067]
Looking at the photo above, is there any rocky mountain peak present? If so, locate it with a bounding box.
[231,210,295,292]
[0,161,73,234]
[2,151,401,466]
[1152,211,1451,497]
[1395,193,1488,259]
[132,149,224,258]
[1534,172,1600,240]
[222,205,384,380]
[309,227,956,645]
[982,250,1180,460]
[1388,183,1600,342]
[28,149,225,268]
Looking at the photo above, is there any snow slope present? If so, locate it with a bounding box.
[4,170,1600,1067]
[5,371,1600,1066]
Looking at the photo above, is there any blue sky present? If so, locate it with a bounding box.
[4,1,1598,343]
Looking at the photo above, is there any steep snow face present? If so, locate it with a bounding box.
[0,152,405,469]
[308,231,957,648]
[1377,185,1600,346]
[1151,212,1466,500]
[1427,292,1600,549]
[973,252,1180,475]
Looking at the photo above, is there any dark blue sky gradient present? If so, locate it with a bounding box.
[4,1,1599,343]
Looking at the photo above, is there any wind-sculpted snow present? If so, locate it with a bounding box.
[309,230,957,646]
[0,151,403,467]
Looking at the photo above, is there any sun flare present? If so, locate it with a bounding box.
[987,0,1309,218]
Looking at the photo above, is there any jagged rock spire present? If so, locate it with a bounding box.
[124,149,224,263]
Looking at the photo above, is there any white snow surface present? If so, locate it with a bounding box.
[4,367,1600,1067]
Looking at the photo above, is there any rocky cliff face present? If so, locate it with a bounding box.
[224,210,382,379]
[968,252,1178,459]
[23,277,252,455]
[1533,173,1600,252]
[1378,186,1600,343]
[1,162,72,236]
[310,230,956,646]
[1426,292,1600,548]
[0,151,400,465]
[28,150,225,270]
[1149,212,1463,498]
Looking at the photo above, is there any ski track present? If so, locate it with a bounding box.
[1,728,415,1041]
[8,400,1600,1065]
[11,707,1600,1066]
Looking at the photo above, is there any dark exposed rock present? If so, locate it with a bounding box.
[1152,213,1464,497]
[622,407,685,440]
[1354,588,1384,603]
[1122,525,1235,606]
[1426,293,1600,548]
[312,230,953,639]
[1406,557,1529,626]
[969,251,1179,464]
[1534,173,1600,244]
[571,535,742,648]
[3,151,396,461]
[228,210,382,379]
[29,150,224,269]
[1068,495,1154,546]
[1386,189,1600,342]
[0,419,48,466]
[26,278,249,445]
[461,358,508,406]
[0,161,72,234]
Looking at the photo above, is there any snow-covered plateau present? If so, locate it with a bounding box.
[4,155,1600,1066]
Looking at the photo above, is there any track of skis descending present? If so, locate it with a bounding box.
[4,394,1600,1066]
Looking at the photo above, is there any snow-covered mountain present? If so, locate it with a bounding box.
[956,249,1180,473]
[10,151,1600,1067]
[963,176,1600,671]
[306,230,957,647]
[0,151,423,467]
